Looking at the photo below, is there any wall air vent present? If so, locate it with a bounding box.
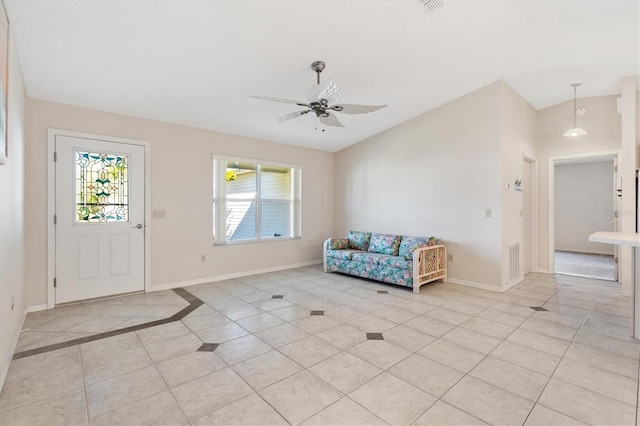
[415,0,446,14]
[508,243,520,284]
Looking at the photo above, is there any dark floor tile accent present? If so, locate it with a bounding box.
[272,295,284,299]
[197,343,219,352]
[530,306,548,311]
[310,310,325,316]
[377,290,389,294]
[12,342,68,360]
[169,300,204,321]
[173,287,203,304]
[366,332,384,340]
[13,287,205,360]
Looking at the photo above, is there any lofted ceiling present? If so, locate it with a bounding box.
[4,0,639,152]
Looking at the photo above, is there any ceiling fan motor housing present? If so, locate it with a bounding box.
[309,99,343,118]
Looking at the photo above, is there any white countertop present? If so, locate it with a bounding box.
[589,231,640,247]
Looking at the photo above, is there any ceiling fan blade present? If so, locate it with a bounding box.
[278,110,310,122]
[251,96,307,106]
[319,112,345,128]
[332,104,387,115]
[317,79,341,104]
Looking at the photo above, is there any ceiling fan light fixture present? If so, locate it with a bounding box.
[564,83,587,138]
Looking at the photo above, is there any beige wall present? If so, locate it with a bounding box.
[0,35,27,389]
[555,161,614,255]
[501,83,537,287]
[25,100,335,306]
[335,81,504,290]
[536,95,622,273]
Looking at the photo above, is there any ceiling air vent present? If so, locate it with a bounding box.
[415,0,446,14]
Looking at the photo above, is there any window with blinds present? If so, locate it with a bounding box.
[213,157,301,244]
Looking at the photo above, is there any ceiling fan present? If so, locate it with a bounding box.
[251,61,387,129]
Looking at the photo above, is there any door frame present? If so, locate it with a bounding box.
[522,153,539,273]
[47,128,151,309]
[547,150,620,278]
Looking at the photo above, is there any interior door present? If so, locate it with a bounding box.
[55,135,145,304]
[613,156,620,282]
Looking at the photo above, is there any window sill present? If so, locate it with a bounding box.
[214,236,301,246]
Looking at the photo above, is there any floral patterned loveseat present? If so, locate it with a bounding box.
[323,231,447,293]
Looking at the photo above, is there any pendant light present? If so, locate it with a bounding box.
[563,83,587,138]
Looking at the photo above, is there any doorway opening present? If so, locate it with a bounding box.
[550,152,619,282]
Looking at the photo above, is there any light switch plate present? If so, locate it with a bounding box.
[153,209,167,218]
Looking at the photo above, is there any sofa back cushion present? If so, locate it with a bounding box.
[398,236,430,260]
[347,231,372,251]
[368,233,402,256]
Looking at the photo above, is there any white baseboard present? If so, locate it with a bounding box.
[150,260,323,292]
[502,275,524,292]
[0,307,28,393]
[26,304,48,313]
[620,290,632,297]
[447,277,503,293]
[536,269,552,274]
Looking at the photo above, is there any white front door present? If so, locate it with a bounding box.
[55,135,146,304]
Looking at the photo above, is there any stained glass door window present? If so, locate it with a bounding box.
[75,150,129,222]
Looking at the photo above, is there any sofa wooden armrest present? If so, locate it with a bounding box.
[412,245,447,294]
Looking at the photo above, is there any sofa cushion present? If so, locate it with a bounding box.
[377,255,413,269]
[368,233,401,256]
[326,249,359,261]
[347,231,372,251]
[398,236,429,259]
[351,252,389,264]
[329,237,348,250]
[399,236,441,260]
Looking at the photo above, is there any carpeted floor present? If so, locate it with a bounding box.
[554,251,616,281]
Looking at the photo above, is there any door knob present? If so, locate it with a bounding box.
[132,224,143,229]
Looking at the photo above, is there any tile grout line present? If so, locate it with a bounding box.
[228,289,410,425]
[5,269,633,425]
[517,276,582,424]
[411,275,576,425]
[520,277,615,425]
[366,272,632,423]
[78,345,91,425]
[405,296,526,424]
[190,289,360,425]
[136,325,193,425]
[339,293,501,424]
[71,313,205,423]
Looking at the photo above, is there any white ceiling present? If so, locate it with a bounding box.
[5,0,639,152]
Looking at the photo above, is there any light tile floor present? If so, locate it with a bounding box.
[1,266,638,425]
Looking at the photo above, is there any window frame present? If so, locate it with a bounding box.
[213,155,302,245]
